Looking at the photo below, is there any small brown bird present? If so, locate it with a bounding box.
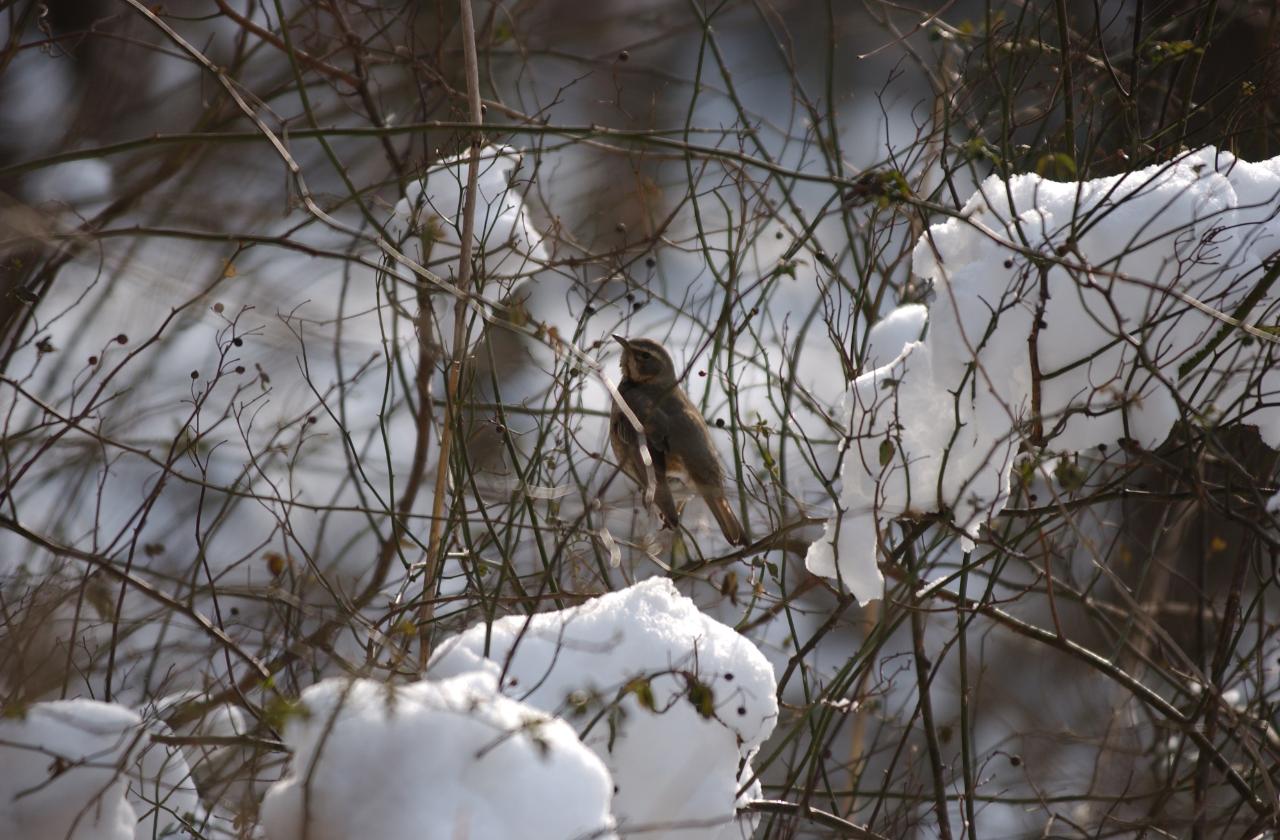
[609,334,745,545]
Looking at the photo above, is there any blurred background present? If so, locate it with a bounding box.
[1,0,1279,836]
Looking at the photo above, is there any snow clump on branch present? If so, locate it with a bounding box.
[809,147,1280,604]
[387,144,547,352]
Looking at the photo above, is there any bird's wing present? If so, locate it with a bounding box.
[660,392,724,484]
[611,388,680,529]
[614,386,672,453]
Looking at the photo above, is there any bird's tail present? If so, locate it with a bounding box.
[706,493,745,546]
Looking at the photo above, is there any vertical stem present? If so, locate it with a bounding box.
[911,603,953,840]
[1027,265,1049,447]
[1130,0,1144,145]
[420,0,484,666]
[1053,0,1077,167]
[908,544,953,840]
[1175,0,1217,150]
[844,599,879,818]
[956,560,978,838]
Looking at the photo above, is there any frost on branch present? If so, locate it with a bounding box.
[387,144,547,352]
[259,672,615,840]
[809,147,1280,604]
[430,578,779,840]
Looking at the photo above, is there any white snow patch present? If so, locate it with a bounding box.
[862,302,927,369]
[430,577,779,840]
[260,671,615,840]
[0,697,207,840]
[809,147,1280,603]
[0,699,141,840]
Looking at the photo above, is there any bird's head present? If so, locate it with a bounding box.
[612,335,677,386]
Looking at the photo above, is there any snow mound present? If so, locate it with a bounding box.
[809,147,1280,603]
[260,671,615,840]
[1,699,140,840]
[0,697,206,840]
[430,577,779,840]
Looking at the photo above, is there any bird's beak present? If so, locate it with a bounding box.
[611,334,630,349]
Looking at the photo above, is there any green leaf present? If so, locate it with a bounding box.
[262,696,310,732]
[1144,39,1200,64]
[878,438,896,466]
[686,678,715,719]
[1053,457,1086,492]
[1035,152,1077,180]
[962,137,1002,166]
[2,702,29,720]
[626,678,656,712]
